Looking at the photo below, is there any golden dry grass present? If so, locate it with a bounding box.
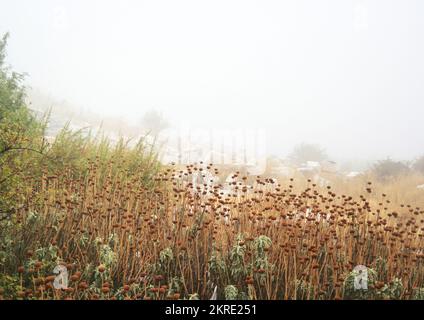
[0,161,423,300]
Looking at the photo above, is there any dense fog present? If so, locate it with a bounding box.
[1,0,423,164]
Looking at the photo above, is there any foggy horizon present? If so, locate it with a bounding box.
[1,0,423,163]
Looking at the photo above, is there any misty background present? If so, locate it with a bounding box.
[1,0,423,168]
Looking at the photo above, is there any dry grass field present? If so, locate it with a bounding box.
[1,157,423,300]
[0,30,423,301]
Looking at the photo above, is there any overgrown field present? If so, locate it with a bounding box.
[0,33,423,300]
[0,159,423,300]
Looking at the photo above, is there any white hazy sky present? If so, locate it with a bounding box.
[1,0,423,161]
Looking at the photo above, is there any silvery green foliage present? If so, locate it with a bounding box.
[345,267,404,300]
[0,273,20,298]
[378,278,403,300]
[27,211,39,223]
[99,244,117,268]
[168,276,183,296]
[34,244,59,271]
[343,268,405,299]
[224,285,239,300]
[83,262,94,279]
[189,293,200,300]
[108,233,117,244]
[343,267,377,299]
[229,234,246,281]
[375,256,388,278]
[94,237,103,246]
[160,247,173,264]
[254,235,272,252]
[93,243,117,282]
[413,287,424,300]
[78,233,89,246]
[188,211,204,239]
[253,235,273,285]
[238,291,250,300]
[0,235,13,264]
[209,250,226,275]
[154,247,174,275]
[208,249,226,288]
[145,284,155,299]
